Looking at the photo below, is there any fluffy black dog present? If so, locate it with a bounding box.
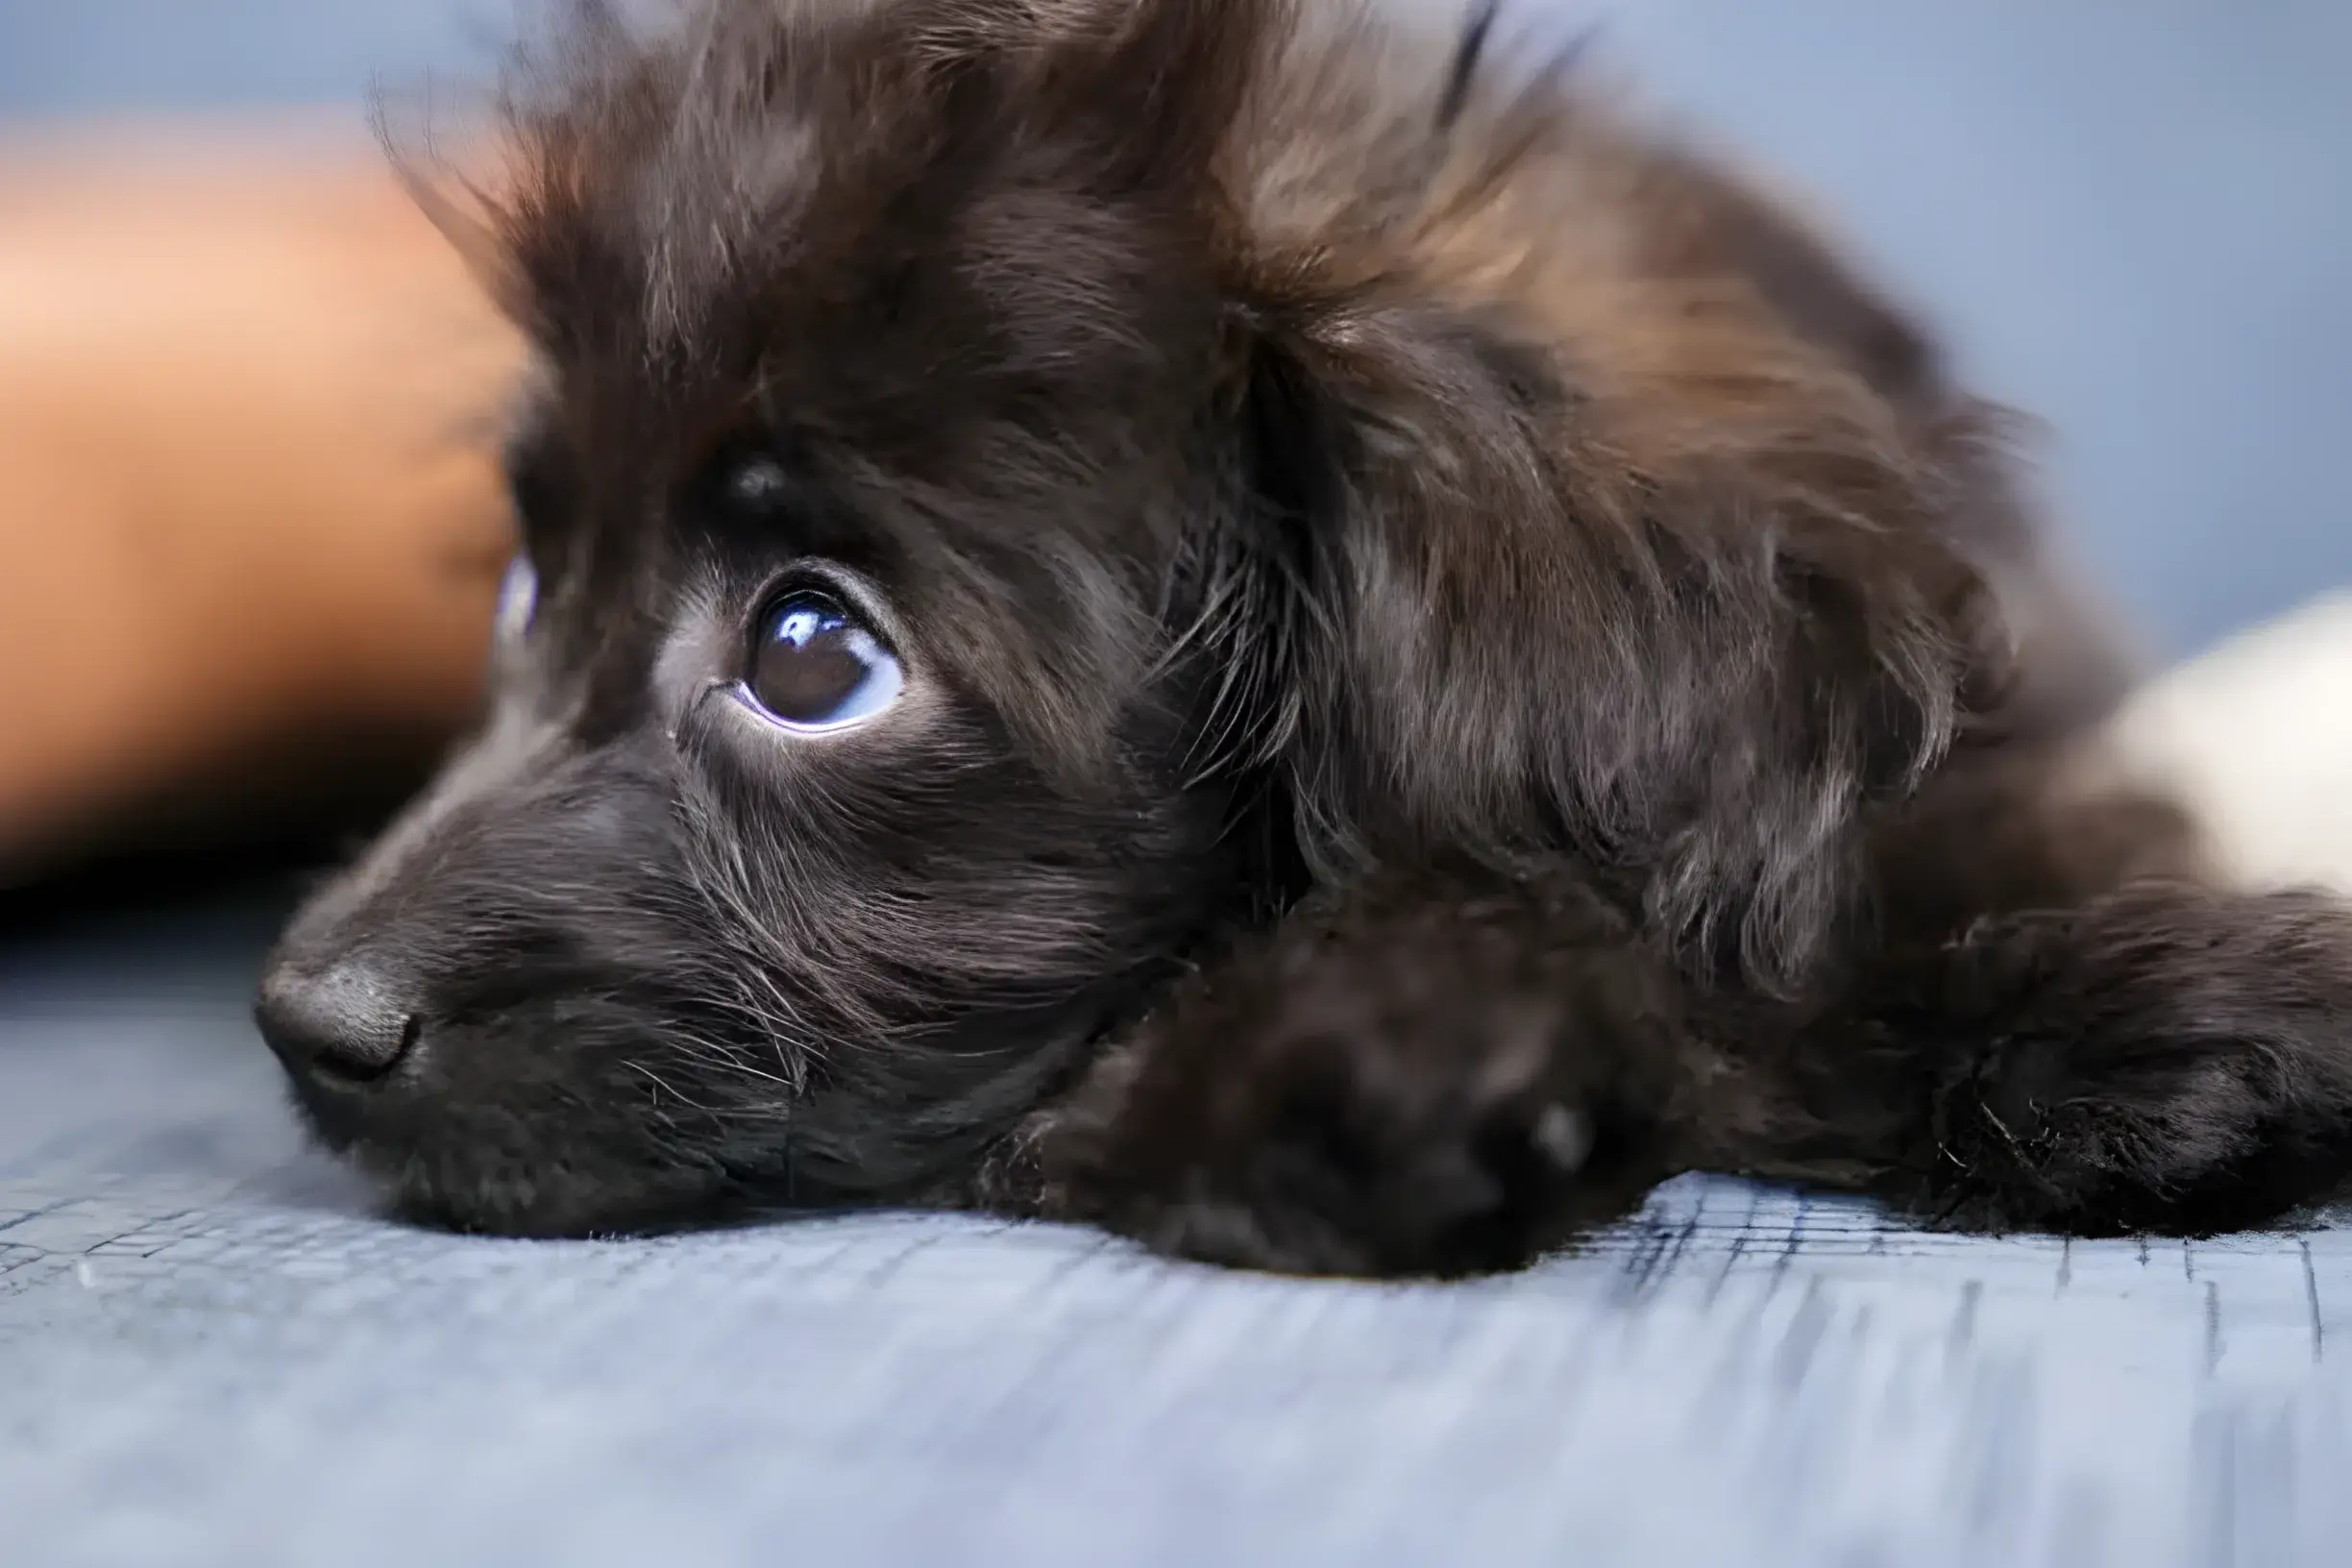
[257,0,2352,1275]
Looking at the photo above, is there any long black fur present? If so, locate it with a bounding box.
[257,0,2352,1274]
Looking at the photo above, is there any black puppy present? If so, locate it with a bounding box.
[257,0,2352,1276]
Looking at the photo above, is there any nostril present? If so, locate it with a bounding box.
[349,1013,424,1085]
[256,961,424,1086]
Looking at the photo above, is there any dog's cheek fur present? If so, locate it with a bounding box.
[662,698,1255,1201]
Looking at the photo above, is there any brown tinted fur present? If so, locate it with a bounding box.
[253,0,2352,1273]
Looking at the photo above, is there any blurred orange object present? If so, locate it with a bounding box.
[0,112,527,881]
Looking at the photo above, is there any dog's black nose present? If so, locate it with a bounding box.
[256,961,420,1085]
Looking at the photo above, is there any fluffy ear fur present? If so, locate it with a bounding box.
[1195,20,2005,992]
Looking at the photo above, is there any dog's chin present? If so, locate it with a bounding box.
[282,1087,751,1239]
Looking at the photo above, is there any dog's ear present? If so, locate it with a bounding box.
[1166,6,2009,993]
[1212,266,1997,993]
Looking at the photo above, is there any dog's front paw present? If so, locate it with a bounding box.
[1037,867,1686,1277]
[1916,882,2352,1235]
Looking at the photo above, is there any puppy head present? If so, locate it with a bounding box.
[257,0,1997,1234]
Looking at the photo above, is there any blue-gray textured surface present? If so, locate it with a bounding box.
[4,896,2352,1566]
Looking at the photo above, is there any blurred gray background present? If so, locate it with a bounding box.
[3,0,2348,655]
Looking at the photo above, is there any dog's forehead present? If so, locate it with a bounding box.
[500,2,1016,377]
[496,204,1227,609]
[482,0,1251,464]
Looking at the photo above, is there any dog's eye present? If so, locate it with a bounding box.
[742,589,903,731]
[495,557,537,646]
